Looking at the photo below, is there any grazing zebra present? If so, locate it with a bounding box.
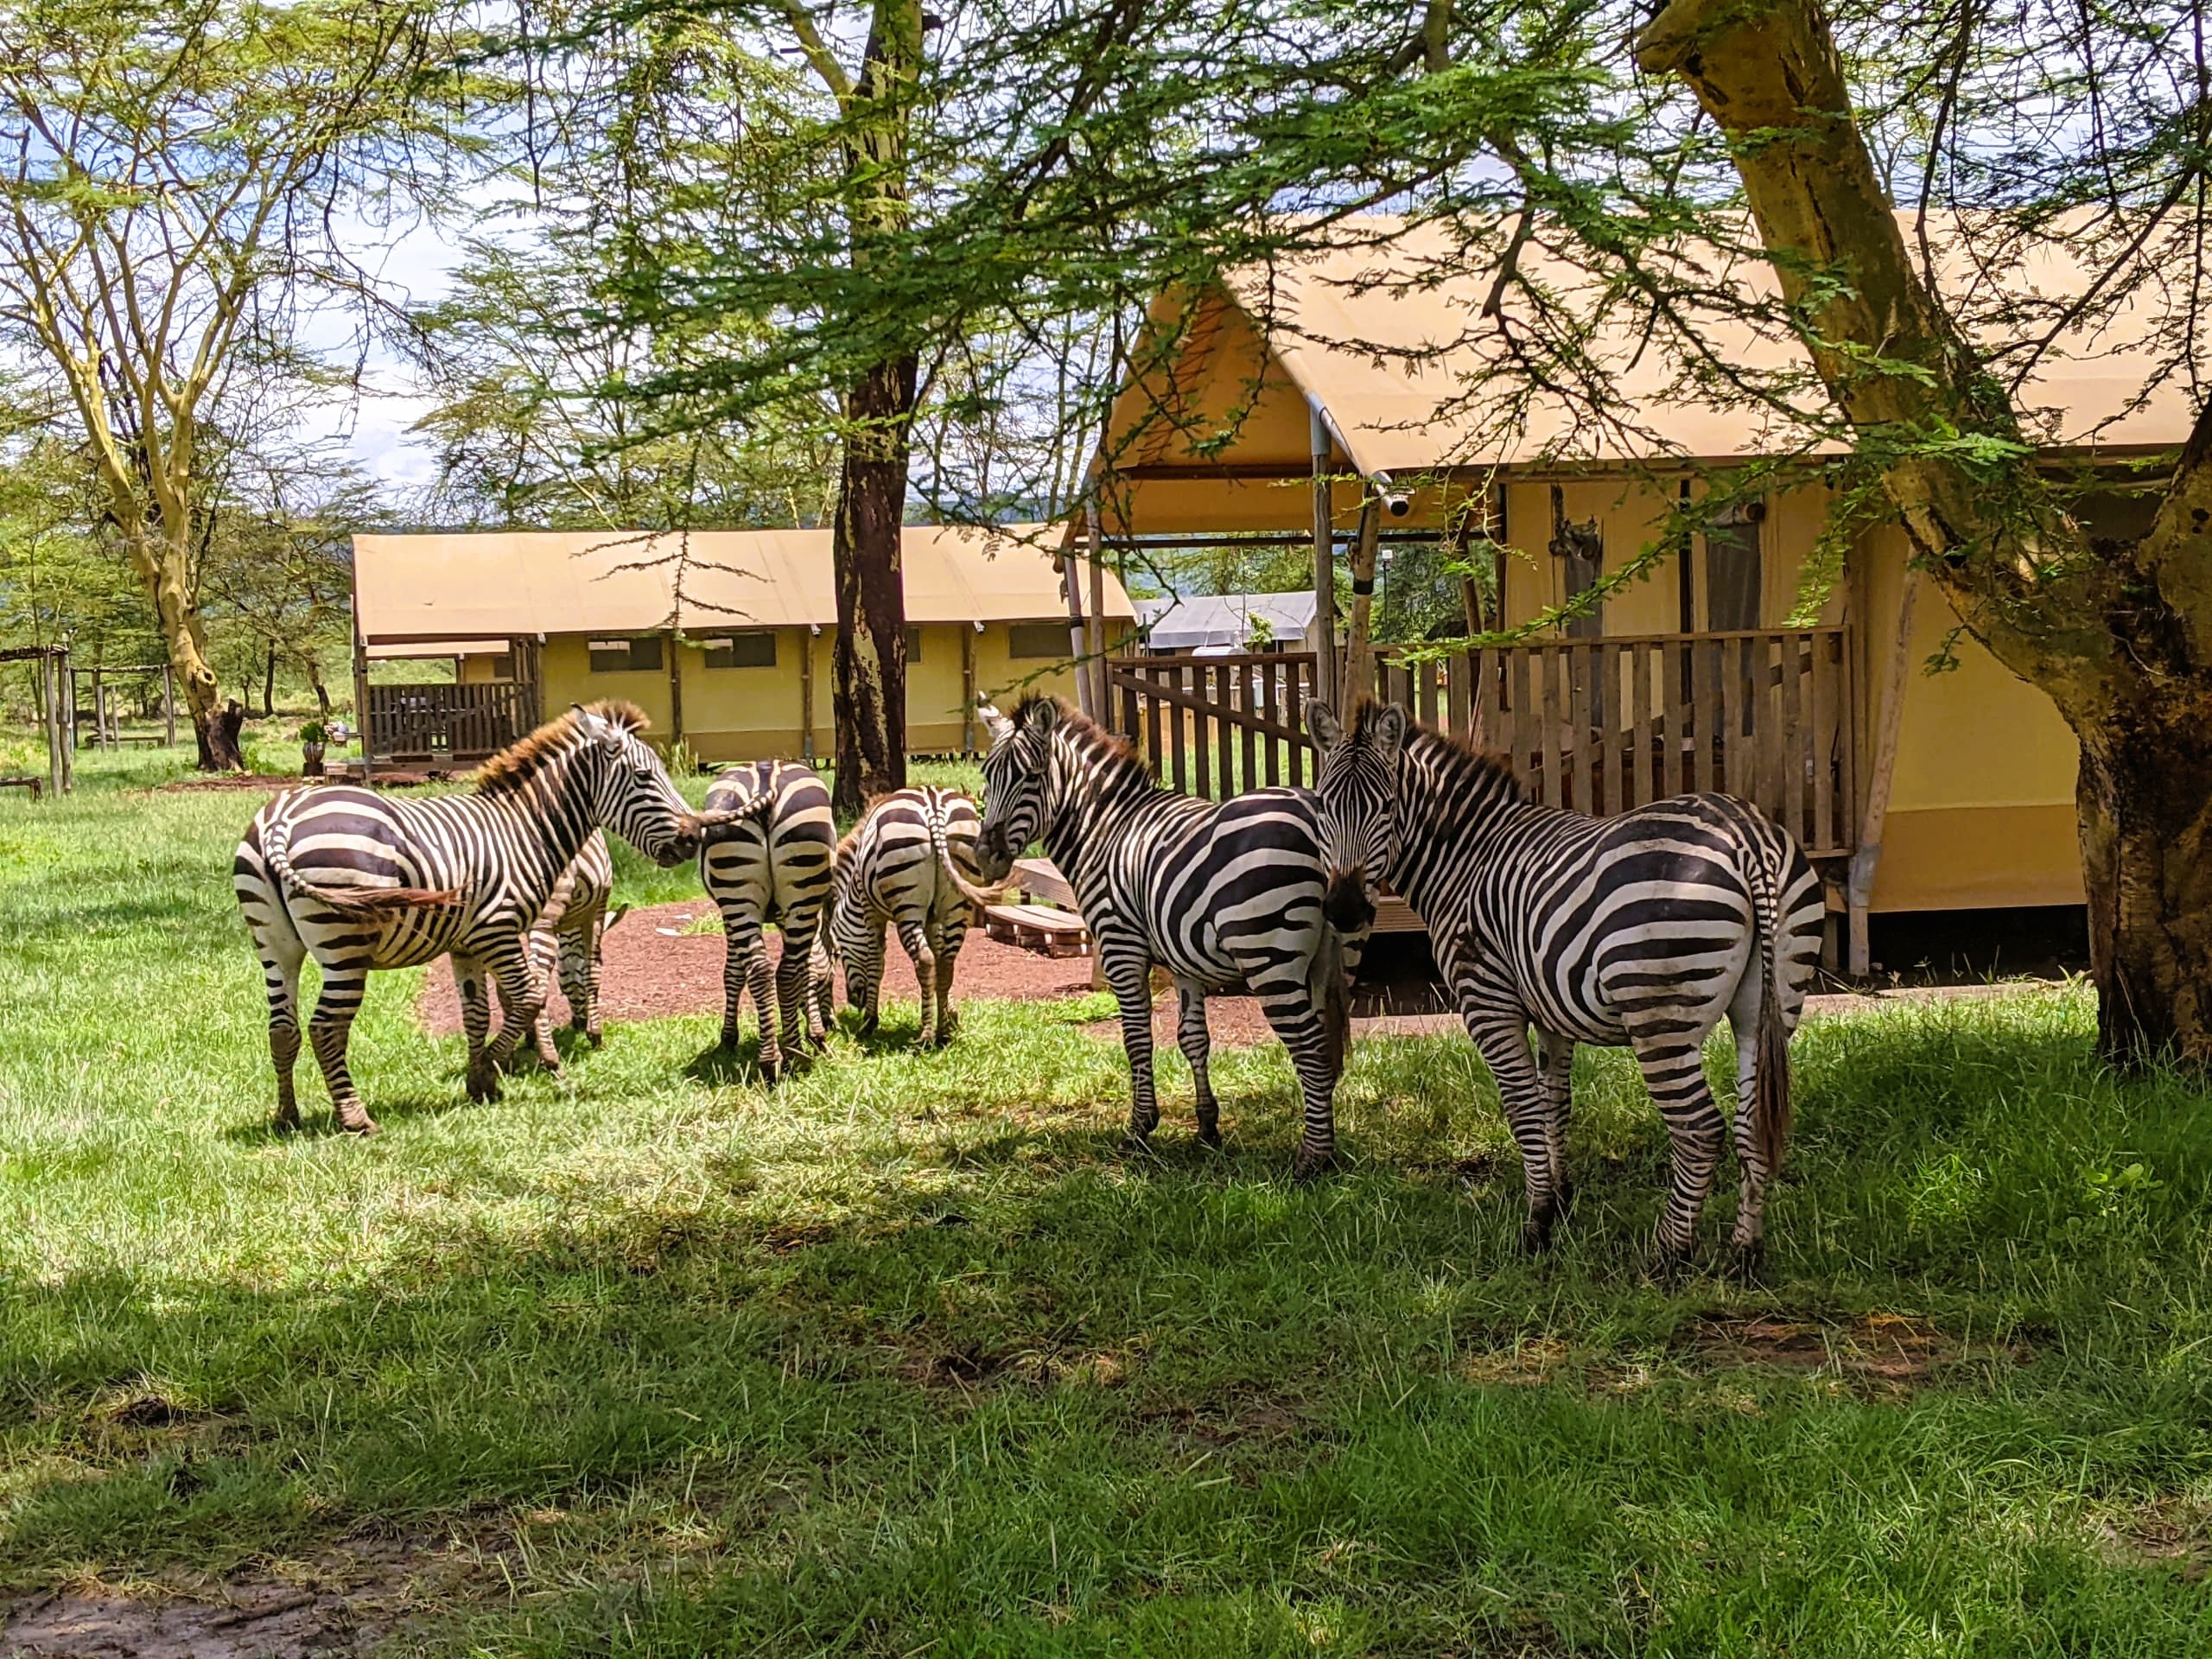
[509,830,629,1067]
[234,701,748,1134]
[810,786,1000,1048]
[700,759,836,1080]
[1306,698,1824,1269]
[973,695,1365,1173]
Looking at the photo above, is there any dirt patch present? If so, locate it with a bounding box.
[1691,1311,2019,1393]
[416,899,1098,1036]
[2094,1497,2212,1580]
[0,1529,477,1658]
[146,773,311,796]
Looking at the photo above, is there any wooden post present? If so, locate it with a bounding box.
[353,631,375,781]
[665,632,685,752]
[800,626,817,760]
[1309,400,1339,715]
[960,624,977,753]
[1344,492,1382,699]
[1060,550,1094,718]
[1846,562,1921,976]
[42,653,64,796]
[1085,504,1109,721]
[162,664,176,747]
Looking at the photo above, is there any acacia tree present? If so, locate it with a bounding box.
[1626,0,2212,1064]
[0,0,467,767]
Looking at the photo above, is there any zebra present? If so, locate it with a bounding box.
[234,701,756,1135]
[1305,697,1825,1270]
[508,830,629,1068]
[700,759,836,1081]
[809,786,1000,1048]
[972,694,1365,1174]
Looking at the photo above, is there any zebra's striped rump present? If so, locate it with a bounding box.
[810,786,998,1048]
[233,701,705,1134]
[1309,696,1824,1268]
[700,759,836,1081]
[976,694,1366,1173]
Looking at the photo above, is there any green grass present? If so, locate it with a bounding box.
[3,747,2211,1655]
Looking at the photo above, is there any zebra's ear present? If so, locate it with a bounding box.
[1371,702,1409,765]
[1306,699,1342,750]
[1021,697,1061,734]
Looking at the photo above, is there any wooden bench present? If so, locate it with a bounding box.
[982,902,1094,958]
[0,776,42,801]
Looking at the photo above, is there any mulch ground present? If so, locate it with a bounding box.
[416,899,1449,1049]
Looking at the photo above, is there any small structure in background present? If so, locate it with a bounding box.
[346,524,1134,774]
[1135,593,1324,657]
[68,662,178,751]
[2,644,74,797]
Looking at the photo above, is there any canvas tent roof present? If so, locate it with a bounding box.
[1136,592,1318,653]
[1104,211,2194,486]
[353,524,1132,646]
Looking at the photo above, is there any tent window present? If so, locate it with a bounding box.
[1703,502,1763,632]
[1007,622,1066,659]
[703,632,778,670]
[906,626,923,664]
[588,637,663,674]
[487,652,516,681]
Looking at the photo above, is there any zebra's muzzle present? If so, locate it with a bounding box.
[1322,868,1376,935]
[973,825,1015,884]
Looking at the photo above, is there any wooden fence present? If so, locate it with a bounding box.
[365,681,533,762]
[1108,626,1857,858]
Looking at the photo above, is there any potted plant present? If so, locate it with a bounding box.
[298,720,328,779]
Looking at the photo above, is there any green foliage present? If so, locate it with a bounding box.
[3,752,2212,1652]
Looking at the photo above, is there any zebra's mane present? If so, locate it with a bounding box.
[1348,697,1524,804]
[1009,692,1152,790]
[474,700,650,798]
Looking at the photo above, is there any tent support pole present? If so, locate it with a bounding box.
[801,629,817,761]
[1846,563,1921,977]
[1309,400,1338,715]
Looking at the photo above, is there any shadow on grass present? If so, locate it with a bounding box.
[8,997,2212,1653]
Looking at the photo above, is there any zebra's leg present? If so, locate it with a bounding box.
[254,916,307,1132]
[1174,980,1221,1148]
[454,950,496,1084]
[520,929,563,1069]
[1247,982,1342,1179]
[1101,939,1162,1148]
[935,910,966,1041]
[807,934,837,1039]
[1535,1027,1577,1219]
[1725,971,1772,1272]
[1625,1018,1728,1275]
[899,917,940,1048]
[480,936,554,1098]
[745,923,785,1084]
[715,900,753,1051]
[306,959,378,1135]
[847,918,887,1039]
[558,922,601,1047]
[1461,1007,1565,1252]
[773,901,824,1058]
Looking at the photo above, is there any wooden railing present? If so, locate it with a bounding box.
[1107,626,1857,857]
[365,681,532,762]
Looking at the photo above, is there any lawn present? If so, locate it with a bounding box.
[3,746,2210,1656]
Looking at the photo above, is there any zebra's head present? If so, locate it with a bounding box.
[573,702,704,868]
[1307,697,1408,928]
[973,696,1048,882]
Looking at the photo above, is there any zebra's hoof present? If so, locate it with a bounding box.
[1122,1129,1160,1160]
[1519,1217,1556,1255]
[1643,1241,1694,1283]
[337,1110,379,1136]
[1196,1122,1224,1151]
[716,1027,741,1052]
[1725,1236,1766,1281]
[467,1070,500,1104]
[1290,1149,1338,1184]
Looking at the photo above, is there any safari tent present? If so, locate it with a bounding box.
[1068,213,2183,971]
[351,524,1135,766]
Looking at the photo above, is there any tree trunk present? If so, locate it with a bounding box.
[1637,0,2212,1066]
[134,528,240,772]
[830,353,918,817]
[2076,721,2212,1067]
[264,642,277,718]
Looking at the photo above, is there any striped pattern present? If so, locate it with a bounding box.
[810,787,996,1048]
[513,830,627,1065]
[974,695,1365,1173]
[233,702,712,1134]
[701,759,836,1080]
[1308,699,1824,1268]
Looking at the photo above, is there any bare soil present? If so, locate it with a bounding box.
[0,1530,476,1658]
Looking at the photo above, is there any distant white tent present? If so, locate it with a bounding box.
[1135,592,1321,656]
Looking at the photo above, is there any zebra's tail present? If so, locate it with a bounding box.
[604,903,632,933]
[1309,915,1354,1086]
[1745,833,1793,1180]
[695,787,785,843]
[930,803,1009,911]
[261,812,459,912]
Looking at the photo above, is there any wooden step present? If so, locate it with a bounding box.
[984,902,1093,958]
